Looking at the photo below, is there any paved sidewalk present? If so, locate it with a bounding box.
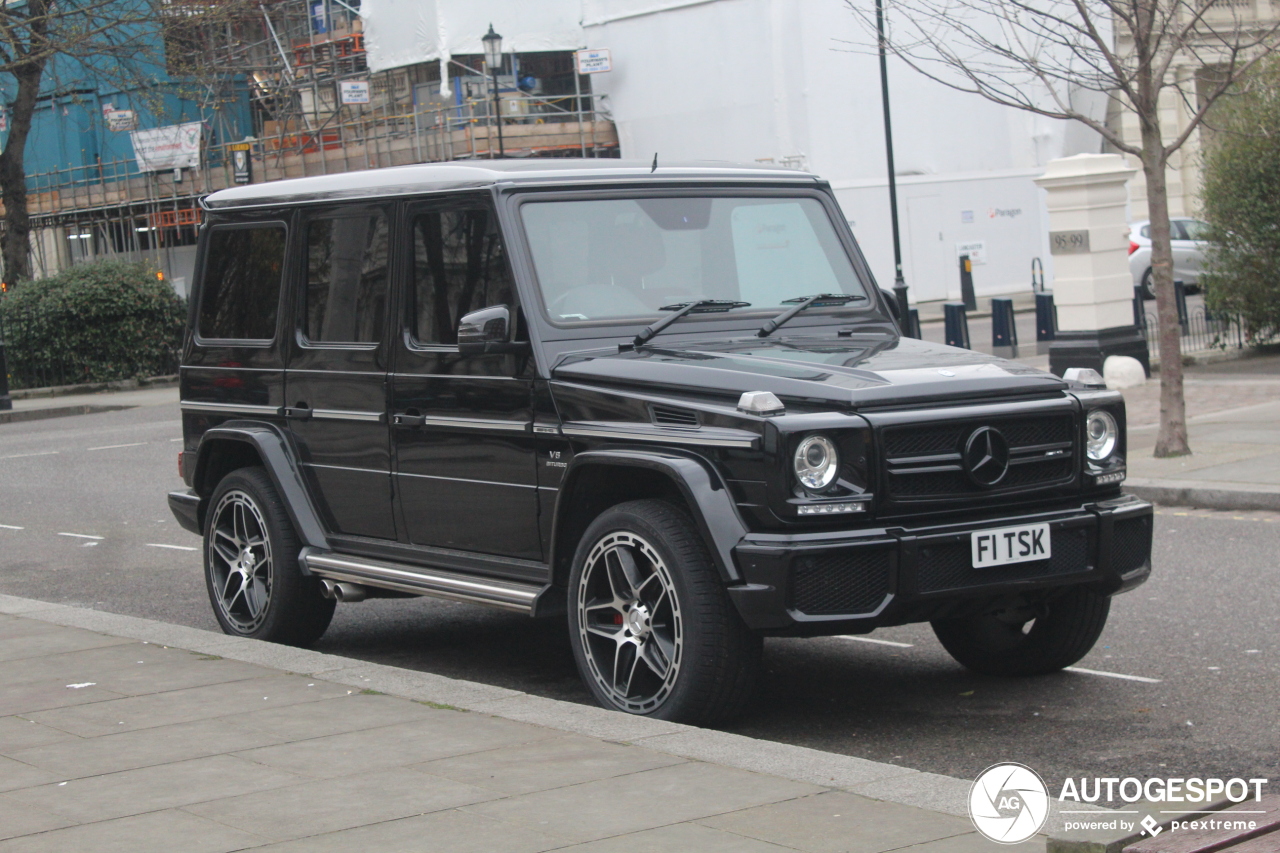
[0,594,1067,852]
[0,386,178,425]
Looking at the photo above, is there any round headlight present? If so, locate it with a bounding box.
[1086,410,1118,461]
[794,435,839,490]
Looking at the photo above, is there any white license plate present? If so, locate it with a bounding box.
[970,523,1051,568]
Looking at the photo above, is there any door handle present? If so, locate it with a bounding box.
[284,403,312,420]
[393,410,425,427]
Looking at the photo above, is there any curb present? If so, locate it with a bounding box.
[1124,478,1280,512]
[0,403,134,426]
[8,374,179,401]
[0,591,1108,835]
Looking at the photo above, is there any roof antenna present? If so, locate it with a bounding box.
[650,153,658,173]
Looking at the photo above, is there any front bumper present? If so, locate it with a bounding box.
[728,494,1152,635]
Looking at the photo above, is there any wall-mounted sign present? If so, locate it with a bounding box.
[105,109,137,132]
[130,122,203,172]
[956,240,987,265]
[229,142,252,184]
[338,80,371,104]
[1049,229,1091,255]
[576,48,612,74]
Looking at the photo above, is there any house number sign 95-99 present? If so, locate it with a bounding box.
[1049,229,1091,255]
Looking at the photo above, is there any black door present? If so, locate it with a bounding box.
[390,196,542,561]
[284,205,395,540]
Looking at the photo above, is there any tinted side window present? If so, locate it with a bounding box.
[412,206,513,344]
[304,213,389,344]
[198,225,286,340]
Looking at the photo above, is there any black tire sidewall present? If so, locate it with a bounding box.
[203,467,333,644]
[567,500,756,722]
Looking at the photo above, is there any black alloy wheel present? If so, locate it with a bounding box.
[204,467,334,645]
[568,500,761,724]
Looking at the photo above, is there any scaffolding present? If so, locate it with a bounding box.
[12,0,620,280]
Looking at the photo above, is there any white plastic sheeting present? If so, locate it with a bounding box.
[361,0,584,73]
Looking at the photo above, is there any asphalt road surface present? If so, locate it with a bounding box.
[2,400,1276,804]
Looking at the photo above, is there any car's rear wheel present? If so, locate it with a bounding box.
[1140,268,1155,300]
[930,587,1110,676]
[204,467,334,645]
[568,500,760,724]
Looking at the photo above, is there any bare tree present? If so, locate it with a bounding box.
[0,0,166,284]
[847,0,1280,456]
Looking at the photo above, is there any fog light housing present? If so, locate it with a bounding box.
[797,502,867,515]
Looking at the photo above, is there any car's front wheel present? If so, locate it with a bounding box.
[568,500,760,724]
[204,467,334,646]
[930,587,1110,676]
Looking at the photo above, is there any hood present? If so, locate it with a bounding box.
[551,336,1066,408]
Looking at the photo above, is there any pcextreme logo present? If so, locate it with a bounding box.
[968,763,1050,844]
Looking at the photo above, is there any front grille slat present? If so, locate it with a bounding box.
[882,414,1076,503]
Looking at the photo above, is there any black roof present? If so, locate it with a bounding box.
[202,159,822,210]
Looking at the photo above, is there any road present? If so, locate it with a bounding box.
[2,397,1276,804]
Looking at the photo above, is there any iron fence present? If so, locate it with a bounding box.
[1138,304,1280,354]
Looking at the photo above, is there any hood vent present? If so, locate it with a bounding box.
[651,405,700,428]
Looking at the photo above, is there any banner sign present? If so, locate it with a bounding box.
[576,48,612,74]
[130,122,203,172]
[338,80,371,104]
[229,142,252,184]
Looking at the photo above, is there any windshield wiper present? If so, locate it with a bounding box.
[633,299,751,348]
[757,293,867,338]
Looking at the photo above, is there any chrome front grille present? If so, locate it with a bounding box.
[882,413,1076,503]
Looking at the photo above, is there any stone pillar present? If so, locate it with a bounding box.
[1034,153,1150,377]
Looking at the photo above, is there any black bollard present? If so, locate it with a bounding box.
[1174,280,1188,333]
[944,302,971,349]
[0,312,10,412]
[991,297,1018,357]
[1034,292,1056,341]
[907,308,921,340]
[959,255,977,311]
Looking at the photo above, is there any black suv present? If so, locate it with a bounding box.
[169,160,1152,724]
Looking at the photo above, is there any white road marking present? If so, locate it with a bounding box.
[169,438,183,443]
[86,442,146,451]
[57,532,104,541]
[0,524,23,530]
[835,635,915,648]
[0,451,59,460]
[146,543,197,552]
[1064,666,1161,684]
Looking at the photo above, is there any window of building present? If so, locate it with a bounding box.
[198,225,287,341]
[411,206,514,345]
[304,213,389,344]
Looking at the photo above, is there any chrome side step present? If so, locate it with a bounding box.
[301,548,543,614]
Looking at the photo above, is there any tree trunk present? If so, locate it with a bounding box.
[1141,141,1190,457]
[0,63,47,285]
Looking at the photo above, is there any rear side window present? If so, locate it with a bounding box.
[304,213,390,344]
[198,225,287,341]
[411,206,513,345]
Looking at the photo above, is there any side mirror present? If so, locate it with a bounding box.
[457,305,530,355]
[879,288,902,324]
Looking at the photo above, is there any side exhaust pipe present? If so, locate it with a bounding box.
[319,578,368,602]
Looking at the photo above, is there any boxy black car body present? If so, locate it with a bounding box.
[169,160,1152,723]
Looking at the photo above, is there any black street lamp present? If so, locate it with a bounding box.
[482,23,505,158]
[875,0,912,335]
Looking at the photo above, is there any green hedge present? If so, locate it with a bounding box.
[0,260,186,390]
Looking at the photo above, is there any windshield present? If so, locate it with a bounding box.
[519,196,868,324]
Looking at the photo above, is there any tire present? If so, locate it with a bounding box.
[568,500,761,724]
[1140,268,1155,300]
[930,587,1110,677]
[203,466,335,646]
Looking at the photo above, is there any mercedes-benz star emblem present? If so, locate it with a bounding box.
[964,426,1010,487]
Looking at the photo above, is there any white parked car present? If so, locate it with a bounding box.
[1129,218,1211,299]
